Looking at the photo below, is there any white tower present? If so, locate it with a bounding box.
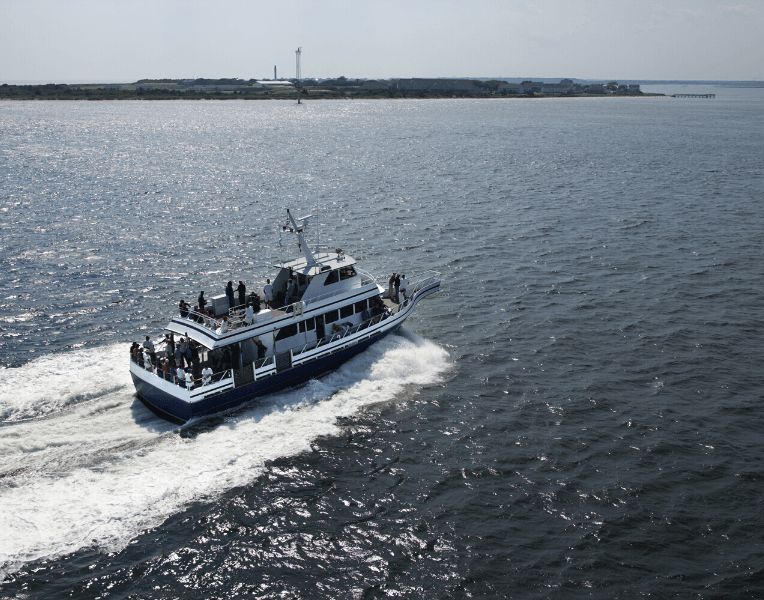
[295,47,303,103]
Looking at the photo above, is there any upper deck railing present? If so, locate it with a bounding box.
[175,269,438,334]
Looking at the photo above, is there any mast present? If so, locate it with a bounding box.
[285,208,316,266]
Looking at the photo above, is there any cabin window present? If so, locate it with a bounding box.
[299,318,316,333]
[210,346,234,372]
[275,323,298,341]
[339,266,357,280]
[354,299,367,313]
[323,270,339,286]
[324,309,339,324]
[340,304,354,319]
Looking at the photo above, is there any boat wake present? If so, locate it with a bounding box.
[0,333,449,578]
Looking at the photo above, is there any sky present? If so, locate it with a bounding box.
[1,0,763,83]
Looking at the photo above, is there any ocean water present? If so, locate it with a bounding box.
[1,87,763,598]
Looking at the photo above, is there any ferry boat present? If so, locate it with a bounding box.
[129,209,441,424]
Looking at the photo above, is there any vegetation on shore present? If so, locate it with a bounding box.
[0,80,655,101]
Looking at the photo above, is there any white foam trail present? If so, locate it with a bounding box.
[0,344,131,421]
[0,333,450,577]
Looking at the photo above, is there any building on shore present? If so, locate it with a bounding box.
[497,82,523,94]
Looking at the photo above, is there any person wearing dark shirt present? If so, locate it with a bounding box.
[237,281,246,307]
[226,281,235,310]
[255,339,267,360]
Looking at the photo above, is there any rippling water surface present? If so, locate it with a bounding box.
[1,88,763,598]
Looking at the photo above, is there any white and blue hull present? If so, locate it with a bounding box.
[131,329,392,423]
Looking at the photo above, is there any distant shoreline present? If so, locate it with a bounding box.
[0,85,663,102]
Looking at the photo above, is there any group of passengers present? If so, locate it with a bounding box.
[178,280,264,333]
[387,273,408,304]
[130,334,213,390]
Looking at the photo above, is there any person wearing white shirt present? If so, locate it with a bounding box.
[202,366,213,385]
[217,318,228,334]
[263,279,274,308]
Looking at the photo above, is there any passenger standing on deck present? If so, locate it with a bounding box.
[284,278,294,306]
[177,337,187,368]
[400,274,408,301]
[185,369,195,390]
[191,342,200,377]
[202,365,213,386]
[176,367,186,388]
[143,335,156,365]
[244,304,255,326]
[394,274,400,303]
[198,291,206,315]
[143,348,153,372]
[162,333,175,360]
[237,281,246,307]
[263,279,274,308]
[179,299,189,318]
[226,281,235,310]
[255,339,267,360]
[388,273,395,299]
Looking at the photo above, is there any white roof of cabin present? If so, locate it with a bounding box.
[279,251,356,276]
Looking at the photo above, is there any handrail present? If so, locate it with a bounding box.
[404,270,441,296]
[254,355,274,370]
[131,356,231,390]
[374,270,440,289]
[354,268,377,286]
[176,309,232,332]
[292,308,396,358]
[213,369,232,383]
[170,270,437,344]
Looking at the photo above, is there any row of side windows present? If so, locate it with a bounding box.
[274,298,372,339]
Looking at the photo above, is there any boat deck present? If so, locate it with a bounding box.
[382,297,398,310]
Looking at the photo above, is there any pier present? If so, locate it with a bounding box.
[673,93,715,98]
